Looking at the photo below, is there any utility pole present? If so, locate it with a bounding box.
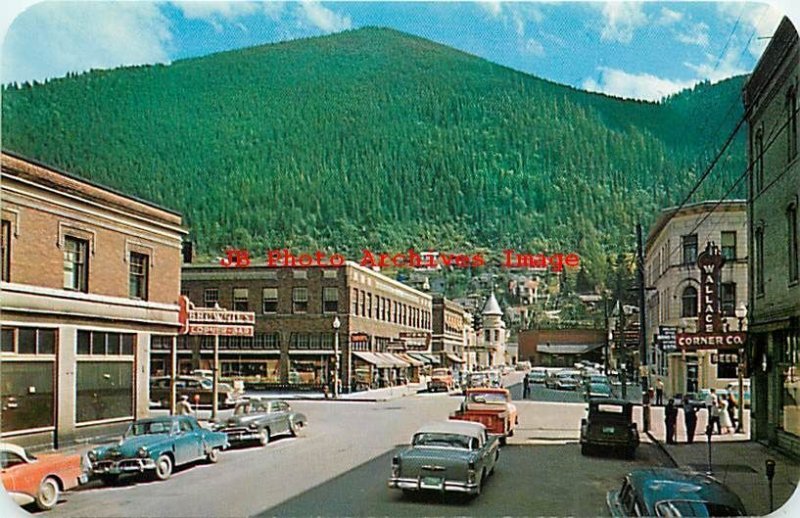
[636,223,648,392]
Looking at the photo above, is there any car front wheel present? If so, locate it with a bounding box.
[35,477,60,511]
[206,448,219,464]
[100,474,120,486]
[259,428,270,446]
[154,454,173,481]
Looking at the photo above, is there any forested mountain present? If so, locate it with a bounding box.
[1,27,747,287]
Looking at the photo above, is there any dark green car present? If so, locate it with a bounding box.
[607,468,747,516]
[389,421,499,497]
[580,398,639,459]
[88,416,229,485]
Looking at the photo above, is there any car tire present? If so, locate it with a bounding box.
[154,454,173,481]
[259,428,270,446]
[100,474,120,486]
[206,447,220,464]
[289,420,304,437]
[35,476,60,511]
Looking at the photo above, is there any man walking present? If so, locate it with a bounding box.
[683,400,697,444]
[522,373,530,399]
[177,394,193,415]
[655,379,665,406]
[708,397,722,434]
[665,398,678,444]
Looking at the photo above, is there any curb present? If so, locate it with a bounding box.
[645,430,679,468]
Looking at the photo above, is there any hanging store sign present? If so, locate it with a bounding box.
[697,242,725,334]
[676,331,746,350]
[178,296,255,336]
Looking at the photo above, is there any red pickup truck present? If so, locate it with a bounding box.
[449,388,518,445]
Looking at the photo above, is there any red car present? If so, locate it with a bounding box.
[1,442,89,511]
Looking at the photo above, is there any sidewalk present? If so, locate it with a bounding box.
[642,405,800,516]
[244,382,427,402]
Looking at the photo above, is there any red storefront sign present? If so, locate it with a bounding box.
[178,296,255,336]
[697,243,725,334]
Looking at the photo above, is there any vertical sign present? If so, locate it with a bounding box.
[697,242,725,334]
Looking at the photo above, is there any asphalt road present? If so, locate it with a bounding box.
[262,443,673,517]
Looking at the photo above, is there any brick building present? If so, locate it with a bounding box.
[518,329,605,367]
[1,152,185,449]
[644,200,748,399]
[743,17,800,455]
[431,295,467,368]
[174,262,435,391]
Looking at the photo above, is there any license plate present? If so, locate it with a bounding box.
[79,473,89,485]
[603,426,616,434]
[421,476,444,489]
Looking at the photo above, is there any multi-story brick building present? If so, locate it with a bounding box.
[431,295,467,368]
[644,200,748,399]
[1,152,185,449]
[743,16,800,455]
[518,328,605,367]
[174,262,435,391]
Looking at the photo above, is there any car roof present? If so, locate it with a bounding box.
[466,388,509,394]
[0,442,29,458]
[627,468,745,511]
[589,397,631,406]
[415,421,487,438]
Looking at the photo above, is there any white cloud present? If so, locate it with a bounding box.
[596,2,648,44]
[716,3,782,59]
[582,67,697,102]
[175,2,262,21]
[2,2,172,84]
[523,38,545,57]
[297,1,351,33]
[675,22,710,47]
[657,7,683,26]
[478,1,503,18]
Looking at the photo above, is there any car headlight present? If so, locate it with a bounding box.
[81,453,92,472]
[137,446,149,458]
[249,422,259,429]
[87,450,97,462]
[391,456,400,477]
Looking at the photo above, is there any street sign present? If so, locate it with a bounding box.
[658,326,677,351]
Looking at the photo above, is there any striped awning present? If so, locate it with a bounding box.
[351,351,394,368]
[397,353,424,367]
[445,353,465,364]
[375,352,410,368]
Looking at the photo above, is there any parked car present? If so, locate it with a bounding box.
[450,388,518,445]
[588,374,610,385]
[428,368,454,392]
[527,370,547,384]
[486,370,502,388]
[584,382,613,400]
[466,372,490,391]
[150,375,242,408]
[607,468,747,516]
[580,398,639,459]
[215,398,306,447]
[388,421,499,496]
[0,442,89,511]
[88,415,229,485]
[515,361,532,371]
[546,371,581,390]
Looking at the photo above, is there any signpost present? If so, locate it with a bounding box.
[178,296,255,420]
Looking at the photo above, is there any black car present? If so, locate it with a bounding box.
[607,468,747,516]
[580,398,639,459]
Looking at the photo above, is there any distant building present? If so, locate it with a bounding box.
[518,329,605,367]
[1,152,185,450]
[431,296,467,368]
[743,16,800,455]
[644,200,748,399]
[478,293,506,366]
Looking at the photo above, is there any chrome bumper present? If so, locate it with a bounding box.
[92,458,157,475]
[388,477,480,495]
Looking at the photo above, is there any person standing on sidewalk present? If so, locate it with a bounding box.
[719,399,734,434]
[726,392,738,431]
[656,379,664,406]
[665,398,678,444]
[177,395,193,416]
[708,398,722,434]
[523,374,530,399]
[683,400,698,444]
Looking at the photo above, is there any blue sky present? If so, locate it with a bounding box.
[0,1,792,101]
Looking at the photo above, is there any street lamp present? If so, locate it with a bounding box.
[333,316,341,398]
[735,303,748,433]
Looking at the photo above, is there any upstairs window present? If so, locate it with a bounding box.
[204,288,219,307]
[681,286,698,318]
[682,234,698,265]
[789,203,799,283]
[262,288,278,313]
[756,227,765,295]
[323,287,339,313]
[721,231,737,262]
[720,283,736,317]
[63,236,89,292]
[129,252,149,300]
[233,288,249,311]
[1,220,10,282]
[292,287,308,314]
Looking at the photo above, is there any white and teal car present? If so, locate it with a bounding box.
[389,421,499,497]
[88,415,229,485]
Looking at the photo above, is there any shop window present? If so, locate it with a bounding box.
[780,329,800,436]
[129,252,149,300]
[0,327,56,355]
[681,286,698,317]
[720,283,736,317]
[292,287,308,313]
[253,332,280,349]
[0,361,55,432]
[262,288,278,313]
[204,288,219,307]
[233,288,249,311]
[76,361,133,423]
[323,287,339,313]
[682,234,698,265]
[77,331,135,356]
[63,236,89,292]
[1,220,10,282]
[721,232,736,261]
[716,359,738,379]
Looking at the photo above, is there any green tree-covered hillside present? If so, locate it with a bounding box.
[1,28,747,286]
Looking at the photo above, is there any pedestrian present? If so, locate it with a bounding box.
[719,399,734,434]
[726,392,738,431]
[665,398,678,444]
[523,373,530,399]
[176,394,193,415]
[656,379,665,406]
[708,398,722,434]
[704,388,718,412]
[683,400,697,444]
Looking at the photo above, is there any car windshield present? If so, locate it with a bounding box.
[655,500,744,517]
[199,379,213,390]
[591,384,612,393]
[127,420,172,436]
[469,393,507,404]
[413,432,473,449]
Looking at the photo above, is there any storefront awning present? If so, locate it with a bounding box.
[375,352,410,368]
[537,343,604,355]
[352,351,394,368]
[397,353,424,367]
[445,353,465,364]
[419,353,441,365]
[407,353,431,364]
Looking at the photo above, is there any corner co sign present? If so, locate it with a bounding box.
[178,296,255,336]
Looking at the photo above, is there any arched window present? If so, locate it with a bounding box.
[681,286,698,318]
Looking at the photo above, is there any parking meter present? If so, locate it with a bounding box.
[766,459,776,480]
[705,424,713,474]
